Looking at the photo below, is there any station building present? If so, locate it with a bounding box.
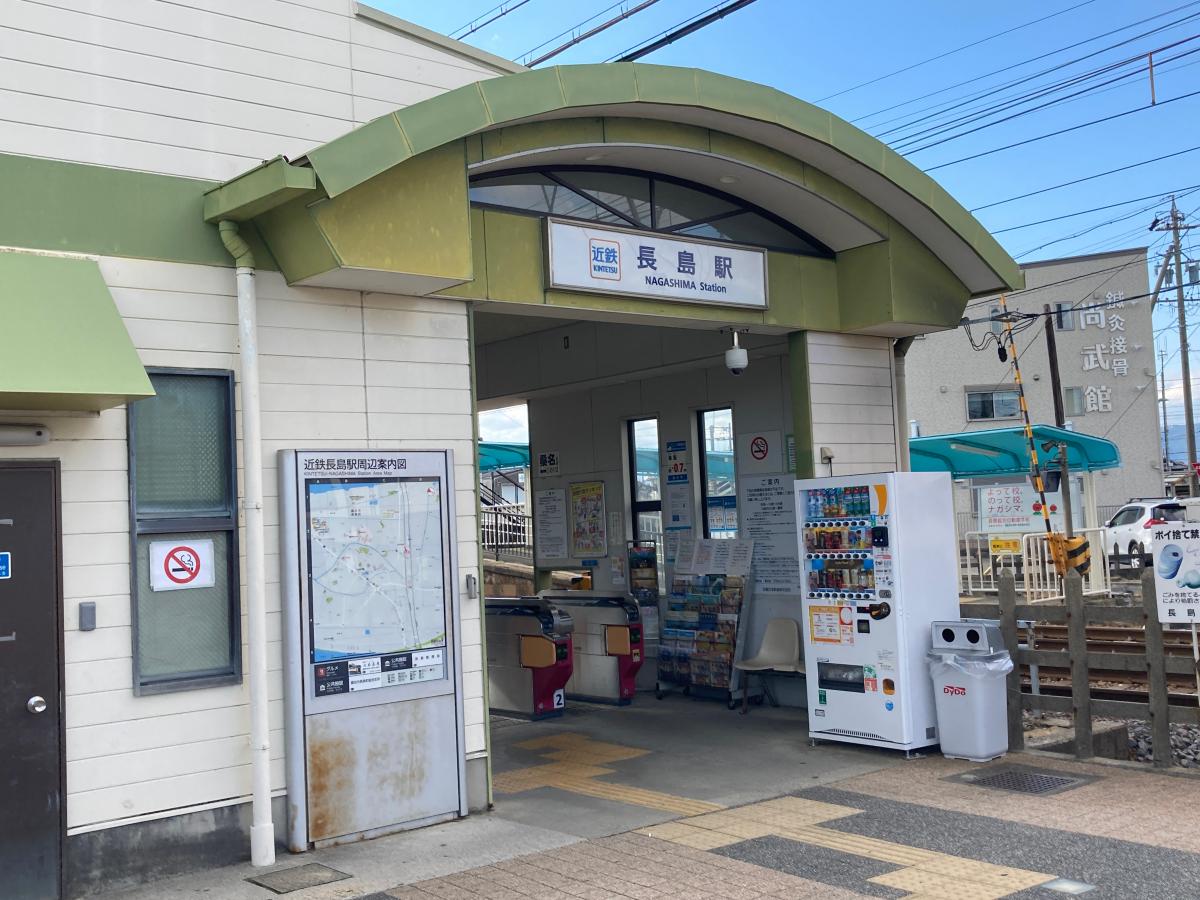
[0,2,1023,896]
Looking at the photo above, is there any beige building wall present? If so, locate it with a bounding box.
[905,248,1159,517]
[0,0,517,180]
[0,257,481,834]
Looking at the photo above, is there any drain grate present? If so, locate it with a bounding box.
[246,863,350,894]
[957,766,1086,796]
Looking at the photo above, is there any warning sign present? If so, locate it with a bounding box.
[750,435,769,460]
[149,539,216,592]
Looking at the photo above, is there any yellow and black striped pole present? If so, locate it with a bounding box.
[997,295,1052,536]
[998,296,1090,575]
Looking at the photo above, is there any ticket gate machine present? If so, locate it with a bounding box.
[538,591,643,704]
[485,597,574,719]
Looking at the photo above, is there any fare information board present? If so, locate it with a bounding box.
[302,458,449,693]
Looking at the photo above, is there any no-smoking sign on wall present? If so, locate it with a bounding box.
[149,539,216,592]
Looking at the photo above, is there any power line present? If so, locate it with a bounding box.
[897,41,1200,156]
[615,0,759,62]
[990,185,1200,233]
[852,1,1200,126]
[815,0,1100,103]
[873,8,1200,141]
[1014,197,1186,260]
[971,144,1200,212]
[520,1,642,64]
[452,0,535,39]
[1103,319,1200,438]
[926,84,1200,171]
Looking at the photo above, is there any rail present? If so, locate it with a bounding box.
[481,503,532,563]
[961,567,1200,768]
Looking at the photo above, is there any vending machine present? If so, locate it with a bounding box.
[794,472,958,753]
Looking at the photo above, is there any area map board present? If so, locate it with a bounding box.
[306,475,447,689]
[280,449,467,850]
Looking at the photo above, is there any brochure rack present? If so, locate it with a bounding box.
[656,538,758,708]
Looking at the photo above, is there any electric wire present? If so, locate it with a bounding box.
[874,12,1200,142]
[1102,319,1200,438]
[990,186,1200,233]
[896,42,1200,156]
[926,85,1200,172]
[814,0,1101,104]
[852,1,1200,126]
[1014,196,1190,260]
[452,0,535,39]
[971,145,1200,212]
[525,0,663,67]
[614,0,759,62]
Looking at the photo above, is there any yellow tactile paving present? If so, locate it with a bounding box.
[550,776,723,816]
[543,744,650,765]
[634,795,1054,899]
[636,821,744,849]
[494,733,725,816]
[871,868,1014,900]
[909,856,1053,891]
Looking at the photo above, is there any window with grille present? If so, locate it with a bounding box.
[128,370,241,694]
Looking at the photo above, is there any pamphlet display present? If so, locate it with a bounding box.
[569,481,607,558]
[657,538,755,704]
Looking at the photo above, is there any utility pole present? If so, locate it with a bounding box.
[1043,304,1066,427]
[1161,347,1172,474]
[1152,197,1199,495]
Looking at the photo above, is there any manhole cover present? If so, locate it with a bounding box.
[950,765,1094,796]
[246,863,351,894]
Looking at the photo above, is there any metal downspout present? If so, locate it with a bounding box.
[894,337,916,472]
[218,220,275,868]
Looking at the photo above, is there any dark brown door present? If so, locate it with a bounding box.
[0,463,64,899]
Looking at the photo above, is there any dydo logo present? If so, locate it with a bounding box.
[943,685,968,696]
[589,238,621,281]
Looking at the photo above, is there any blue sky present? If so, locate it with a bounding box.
[379,1,1200,446]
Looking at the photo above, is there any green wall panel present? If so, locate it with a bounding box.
[0,152,275,269]
[311,142,472,281]
[255,194,340,284]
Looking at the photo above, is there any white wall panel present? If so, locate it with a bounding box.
[3,0,511,177]
[0,256,480,832]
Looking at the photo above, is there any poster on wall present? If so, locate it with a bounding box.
[570,481,607,558]
[665,440,690,485]
[741,474,801,595]
[535,489,568,560]
[1150,526,1200,625]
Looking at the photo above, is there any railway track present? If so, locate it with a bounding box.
[1017,622,1199,696]
[1027,682,1200,708]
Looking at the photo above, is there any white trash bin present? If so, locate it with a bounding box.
[927,620,1014,763]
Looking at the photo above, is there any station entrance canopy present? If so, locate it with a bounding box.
[909,425,1121,479]
[203,63,1022,339]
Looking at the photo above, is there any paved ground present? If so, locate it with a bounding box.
[95,697,1200,900]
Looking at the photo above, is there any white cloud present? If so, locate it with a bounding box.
[478,404,528,443]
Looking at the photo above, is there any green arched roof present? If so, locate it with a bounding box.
[292,63,1019,295]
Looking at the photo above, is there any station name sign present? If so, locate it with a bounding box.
[547,219,767,309]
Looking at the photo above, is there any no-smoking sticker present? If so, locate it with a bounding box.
[750,436,769,460]
[149,539,216,592]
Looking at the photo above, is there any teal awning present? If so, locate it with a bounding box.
[479,442,529,472]
[909,425,1120,478]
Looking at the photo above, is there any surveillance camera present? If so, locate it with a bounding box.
[725,345,748,376]
[724,329,748,375]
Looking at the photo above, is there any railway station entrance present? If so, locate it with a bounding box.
[207,60,1022,830]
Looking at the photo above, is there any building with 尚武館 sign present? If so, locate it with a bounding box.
[904,247,1160,530]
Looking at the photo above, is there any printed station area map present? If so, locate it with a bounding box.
[307,478,447,674]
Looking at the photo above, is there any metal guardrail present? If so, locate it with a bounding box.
[964,568,1200,768]
[958,529,1109,601]
[481,504,532,563]
[1021,528,1109,602]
